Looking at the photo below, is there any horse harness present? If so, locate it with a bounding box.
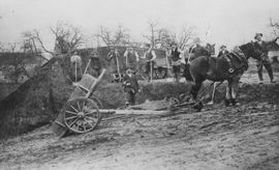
[222,47,248,76]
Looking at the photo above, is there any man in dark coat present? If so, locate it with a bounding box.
[254,33,276,84]
[122,68,139,106]
[217,45,229,58]
[169,43,182,82]
[106,47,123,82]
[89,51,102,77]
[124,47,139,72]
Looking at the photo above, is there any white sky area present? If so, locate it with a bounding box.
[0,0,279,50]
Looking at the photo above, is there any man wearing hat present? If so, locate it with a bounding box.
[122,67,139,106]
[143,44,157,81]
[217,45,229,58]
[70,51,83,83]
[123,47,139,71]
[254,33,276,84]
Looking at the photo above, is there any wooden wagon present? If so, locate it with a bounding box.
[52,69,106,136]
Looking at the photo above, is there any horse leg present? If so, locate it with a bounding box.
[191,79,203,101]
[209,81,224,105]
[190,78,204,111]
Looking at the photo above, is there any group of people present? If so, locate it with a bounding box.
[106,44,157,106]
[167,33,276,84]
[69,32,277,107]
[106,44,157,82]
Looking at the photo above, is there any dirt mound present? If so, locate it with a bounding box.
[0,83,20,101]
[0,58,73,139]
[0,80,278,169]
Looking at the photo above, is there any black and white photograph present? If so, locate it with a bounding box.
[0,0,279,169]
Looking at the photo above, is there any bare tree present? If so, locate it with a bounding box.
[21,23,83,56]
[8,42,18,52]
[96,26,110,46]
[51,22,83,54]
[155,28,173,49]
[96,25,130,46]
[143,20,160,47]
[32,30,55,55]
[143,20,195,50]
[21,31,40,54]
[19,30,52,61]
[175,26,196,50]
[113,25,130,46]
[145,25,195,50]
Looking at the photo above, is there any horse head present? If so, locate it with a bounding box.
[239,42,264,61]
[205,43,215,56]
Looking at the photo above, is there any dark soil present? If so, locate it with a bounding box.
[0,73,278,170]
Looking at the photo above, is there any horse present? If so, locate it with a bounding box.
[185,42,264,111]
[188,43,215,62]
[182,43,215,81]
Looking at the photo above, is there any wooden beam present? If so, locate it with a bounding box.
[100,109,168,115]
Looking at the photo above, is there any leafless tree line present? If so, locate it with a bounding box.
[0,20,198,57]
[1,18,279,56]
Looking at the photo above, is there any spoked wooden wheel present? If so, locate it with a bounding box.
[63,97,101,134]
[155,67,168,79]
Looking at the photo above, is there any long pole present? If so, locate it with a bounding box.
[84,58,92,74]
[211,82,217,103]
[75,62,77,82]
[125,53,128,69]
[116,54,121,81]
[150,60,153,82]
[209,81,224,104]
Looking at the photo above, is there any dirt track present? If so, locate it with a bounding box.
[0,73,279,170]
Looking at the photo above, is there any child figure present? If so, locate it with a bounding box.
[122,68,139,107]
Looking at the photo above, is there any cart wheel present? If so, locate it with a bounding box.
[155,67,167,79]
[63,97,101,134]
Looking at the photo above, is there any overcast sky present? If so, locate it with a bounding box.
[0,0,279,50]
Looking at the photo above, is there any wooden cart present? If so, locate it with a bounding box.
[52,69,106,136]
